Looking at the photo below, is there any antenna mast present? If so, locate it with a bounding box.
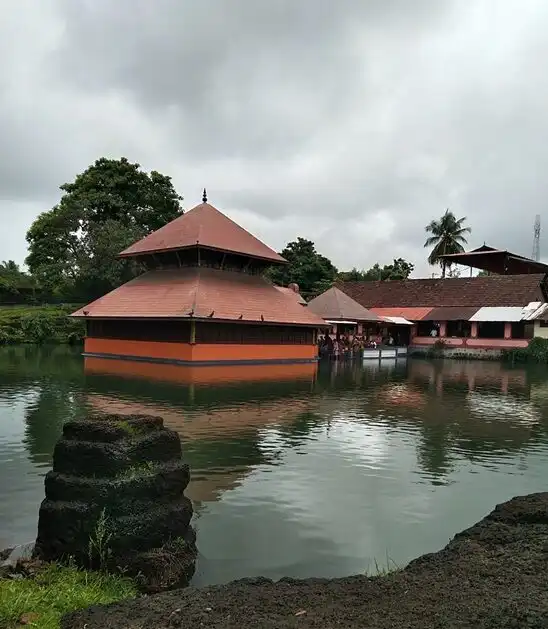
[532,214,541,262]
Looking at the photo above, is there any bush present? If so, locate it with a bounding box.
[0,305,85,345]
[502,337,548,363]
[425,338,447,358]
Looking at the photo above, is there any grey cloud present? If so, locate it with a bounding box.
[0,0,548,274]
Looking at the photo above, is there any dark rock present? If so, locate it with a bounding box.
[34,413,197,591]
[52,430,182,478]
[62,492,548,629]
[44,462,190,504]
[121,527,198,593]
[62,415,164,443]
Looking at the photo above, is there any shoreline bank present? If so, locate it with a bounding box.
[63,491,548,629]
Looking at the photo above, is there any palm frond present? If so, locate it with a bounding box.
[424,235,441,248]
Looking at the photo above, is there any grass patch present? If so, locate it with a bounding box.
[117,420,148,438]
[366,554,401,577]
[116,461,158,481]
[0,562,136,629]
[171,536,188,551]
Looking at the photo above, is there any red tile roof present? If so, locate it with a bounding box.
[423,306,480,321]
[370,307,433,321]
[307,287,380,322]
[275,286,307,305]
[71,267,325,327]
[119,202,286,264]
[338,274,547,308]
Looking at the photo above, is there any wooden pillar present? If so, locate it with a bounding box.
[190,320,196,344]
[504,322,512,340]
[471,322,478,338]
[439,321,447,337]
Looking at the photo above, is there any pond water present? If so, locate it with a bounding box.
[1,346,548,586]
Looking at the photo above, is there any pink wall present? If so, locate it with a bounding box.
[412,336,529,349]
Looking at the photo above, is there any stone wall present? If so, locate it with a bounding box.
[33,414,196,592]
[409,346,503,360]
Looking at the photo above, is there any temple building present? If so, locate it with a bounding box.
[335,245,548,356]
[307,286,380,337]
[72,192,325,365]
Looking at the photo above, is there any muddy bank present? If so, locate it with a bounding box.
[63,492,548,629]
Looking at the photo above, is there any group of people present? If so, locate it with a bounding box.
[318,332,396,359]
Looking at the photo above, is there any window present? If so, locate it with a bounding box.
[416,321,435,337]
[446,320,471,338]
[539,320,548,328]
[87,319,191,343]
[195,322,314,345]
[477,321,505,339]
[511,321,526,339]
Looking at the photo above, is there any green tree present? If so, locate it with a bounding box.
[26,157,183,300]
[0,260,36,298]
[338,258,414,282]
[266,238,338,298]
[424,209,471,278]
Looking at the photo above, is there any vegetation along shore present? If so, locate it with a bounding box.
[0,305,84,345]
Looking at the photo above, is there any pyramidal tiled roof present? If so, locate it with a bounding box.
[71,267,325,327]
[119,202,286,264]
[307,286,380,322]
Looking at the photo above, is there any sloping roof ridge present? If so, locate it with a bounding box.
[331,286,346,318]
[341,273,546,285]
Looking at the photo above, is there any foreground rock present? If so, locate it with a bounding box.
[63,492,548,629]
[34,414,197,592]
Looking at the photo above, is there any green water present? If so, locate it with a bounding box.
[1,346,548,586]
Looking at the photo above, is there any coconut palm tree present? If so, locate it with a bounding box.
[424,209,471,278]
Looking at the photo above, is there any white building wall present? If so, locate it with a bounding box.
[534,321,548,339]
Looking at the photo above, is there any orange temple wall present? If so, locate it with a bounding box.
[84,337,318,365]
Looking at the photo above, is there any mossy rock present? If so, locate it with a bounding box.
[62,415,164,443]
[44,461,190,504]
[52,430,182,478]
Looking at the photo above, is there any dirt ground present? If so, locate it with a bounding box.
[62,492,548,629]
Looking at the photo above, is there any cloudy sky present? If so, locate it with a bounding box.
[2,0,548,277]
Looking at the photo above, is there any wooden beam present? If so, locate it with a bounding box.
[190,320,196,344]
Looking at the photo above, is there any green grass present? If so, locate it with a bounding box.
[367,554,401,577]
[116,461,159,480]
[0,563,137,628]
[117,420,148,437]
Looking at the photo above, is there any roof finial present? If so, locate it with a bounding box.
[202,188,207,203]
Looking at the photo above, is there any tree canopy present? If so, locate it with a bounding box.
[424,209,471,278]
[0,260,35,298]
[26,157,183,300]
[338,258,414,282]
[266,238,338,298]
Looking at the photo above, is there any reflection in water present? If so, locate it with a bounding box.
[1,348,548,585]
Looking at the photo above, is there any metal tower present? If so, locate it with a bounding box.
[532,214,541,262]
